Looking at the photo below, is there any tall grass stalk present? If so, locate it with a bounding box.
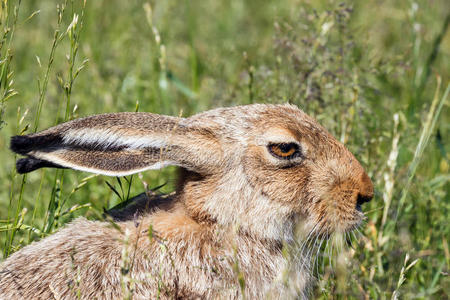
[394,79,449,226]
[391,253,419,300]
[1,0,21,257]
[33,1,66,132]
[378,113,400,247]
[45,0,87,234]
[62,0,87,121]
[0,0,20,129]
[143,2,169,113]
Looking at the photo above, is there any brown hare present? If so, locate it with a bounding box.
[0,104,373,299]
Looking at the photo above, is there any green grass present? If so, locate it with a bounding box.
[0,0,449,298]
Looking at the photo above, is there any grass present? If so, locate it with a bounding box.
[0,0,449,298]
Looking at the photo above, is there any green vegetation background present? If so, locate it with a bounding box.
[0,0,448,298]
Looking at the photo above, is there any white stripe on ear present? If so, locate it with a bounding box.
[29,150,177,176]
[63,128,169,150]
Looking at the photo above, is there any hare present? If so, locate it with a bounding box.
[0,104,373,299]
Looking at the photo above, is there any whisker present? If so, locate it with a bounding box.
[314,234,325,275]
[297,222,320,258]
[351,230,359,248]
[327,229,332,271]
[298,222,325,272]
[364,206,384,214]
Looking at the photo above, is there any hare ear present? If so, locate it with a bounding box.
[10,112,220,176]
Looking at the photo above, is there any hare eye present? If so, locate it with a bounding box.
[268,143,301,160]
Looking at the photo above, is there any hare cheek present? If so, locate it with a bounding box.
[242,151,309,211]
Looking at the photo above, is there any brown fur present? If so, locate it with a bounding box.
[1,104,373,299]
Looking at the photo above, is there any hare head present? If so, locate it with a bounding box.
[11,103,373,243]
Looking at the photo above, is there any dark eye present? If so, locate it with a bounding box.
[267,143,301,160]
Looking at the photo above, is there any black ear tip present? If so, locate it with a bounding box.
[10,135,33,155]
[16,158,39,173]
[16,157,67,174]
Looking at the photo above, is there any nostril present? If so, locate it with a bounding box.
[356,193,373,206]
[357,172,374,208]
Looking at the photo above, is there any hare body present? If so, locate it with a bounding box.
[1,104,373,299]
[1,193,307,299]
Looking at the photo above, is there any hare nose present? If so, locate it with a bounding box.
[356,172,374,207]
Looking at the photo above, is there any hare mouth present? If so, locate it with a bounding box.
[307,209,365,238]
[308,200,365,236]
[356,203,363,212]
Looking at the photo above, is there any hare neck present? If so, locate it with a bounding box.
[177,168,297,244]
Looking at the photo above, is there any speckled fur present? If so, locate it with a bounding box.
[1,104,373,299]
